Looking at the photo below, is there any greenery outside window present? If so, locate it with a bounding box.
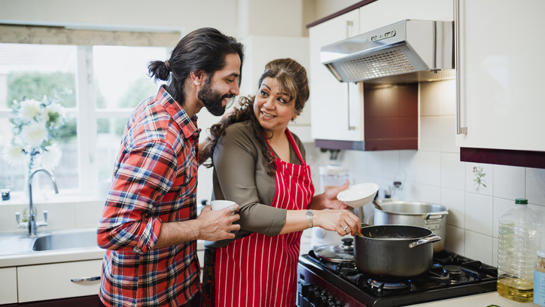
[0,26,177,201]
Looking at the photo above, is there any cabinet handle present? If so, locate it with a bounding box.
[346,83,356,131]
[70,276,100,283]
[345,20,353,38]
[455,0,468,135]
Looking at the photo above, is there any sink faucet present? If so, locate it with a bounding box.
[15,168,59,236]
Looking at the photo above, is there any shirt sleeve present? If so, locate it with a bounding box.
[97,140,176,254]
[213,125,286,236]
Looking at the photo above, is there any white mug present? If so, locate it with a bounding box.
[210,200,237,212]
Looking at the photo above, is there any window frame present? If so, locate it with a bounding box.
[0,27,178,202]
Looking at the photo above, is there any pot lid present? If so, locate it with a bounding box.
[313,237,355,263]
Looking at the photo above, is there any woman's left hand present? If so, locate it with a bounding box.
[309,180,349,210]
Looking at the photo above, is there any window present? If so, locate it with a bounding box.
[0,26,177,200]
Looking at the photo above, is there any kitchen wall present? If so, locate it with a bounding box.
[302,79,545,266]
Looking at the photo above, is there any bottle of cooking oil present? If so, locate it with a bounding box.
[535,250,545,306]
[497,198,539,302]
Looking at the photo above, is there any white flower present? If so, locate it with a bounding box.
[21,121,47,147]
[3,144,26,166]
[20,99,42,121]
[43,103,63,125]
[41,144,62,169]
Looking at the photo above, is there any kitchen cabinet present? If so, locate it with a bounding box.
[0,268,17,304]
[308,0,451,149]
[17,260,102,302]
[455,0,545,168]
[359,0,453,33]
[309,10,363,142]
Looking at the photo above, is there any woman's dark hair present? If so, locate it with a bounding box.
[205,58,309,175]
[148,27,244,104]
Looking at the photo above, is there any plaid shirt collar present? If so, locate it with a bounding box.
[156,85,200,140]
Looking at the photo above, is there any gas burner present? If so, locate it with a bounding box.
[444,265,463,276]
[367,278,410,293]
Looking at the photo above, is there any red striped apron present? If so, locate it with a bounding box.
[214,129,314,307]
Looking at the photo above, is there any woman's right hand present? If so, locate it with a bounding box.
[314,209,360,236]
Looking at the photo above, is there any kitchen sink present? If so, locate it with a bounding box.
[32,229,98,251]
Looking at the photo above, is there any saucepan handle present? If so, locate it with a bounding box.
[408,234,442,248]
[424,211,448,220]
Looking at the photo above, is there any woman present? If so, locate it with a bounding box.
[203,58,360,307]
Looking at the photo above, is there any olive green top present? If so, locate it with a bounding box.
[210,120,305,246]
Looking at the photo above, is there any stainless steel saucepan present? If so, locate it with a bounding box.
[373,200,448,252]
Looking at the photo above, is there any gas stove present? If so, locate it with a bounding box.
[297,250,497,307]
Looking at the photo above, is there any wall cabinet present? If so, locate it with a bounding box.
[309,10,363,142]
[359,0,452,33]
[455,0,545,167]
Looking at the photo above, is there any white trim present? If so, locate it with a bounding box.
[0,25,181,47]
[75,46,98,197]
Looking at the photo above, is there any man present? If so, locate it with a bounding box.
[97,28,243,307]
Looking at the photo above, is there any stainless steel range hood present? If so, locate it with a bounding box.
[321,20,454,84]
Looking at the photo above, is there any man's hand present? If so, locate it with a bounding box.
[309,180,350,210]
[196,205,241,241]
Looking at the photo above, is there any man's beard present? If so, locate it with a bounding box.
[198,78,235,116]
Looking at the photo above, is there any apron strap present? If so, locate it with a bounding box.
[263,129,306,164]
[285,129,305,164]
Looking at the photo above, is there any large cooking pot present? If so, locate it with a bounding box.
[373,200,448,252]
[354,225,441,277]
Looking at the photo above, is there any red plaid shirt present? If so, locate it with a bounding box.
[97,86,201,306]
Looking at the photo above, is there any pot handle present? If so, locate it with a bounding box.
[424,211,448,220]
[408,234,442,248]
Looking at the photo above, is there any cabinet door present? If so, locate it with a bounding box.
[0,267,17,304]
[359,0,453,33]
[456,0,545,151]
[17,259,102,302]
[309,10,363,141]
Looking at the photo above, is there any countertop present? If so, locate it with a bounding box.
[0,235,205,268]
[409,292,540,307]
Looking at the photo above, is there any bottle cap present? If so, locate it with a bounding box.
[515,198,528,205]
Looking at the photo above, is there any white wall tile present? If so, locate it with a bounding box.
[405,183,441,203]
[465,163,494,195]
[400,151,440,186]
[526,167,545,206]
[441,188,464,228]
[420,117,443,152]
[440,153,465,190]
[492,237,499,267]
[464,230,493,265]
[438,116,459,153]
[420,80,456,116]
[464,192,493,236]
[446,224,465,255]
[362,150,400,180]
[492,198,513,239]
[493,165,525,200]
